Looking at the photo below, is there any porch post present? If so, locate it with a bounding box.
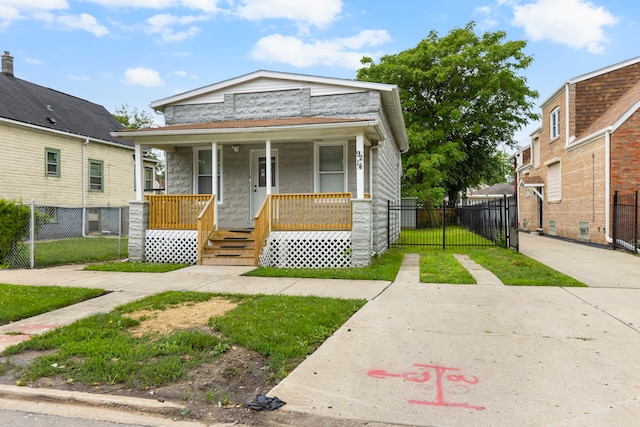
[351,198,373,266]
[265,139,272,195]
[355,134,365,199]
[128,200,148,262]
[211,142,219,229]
[134,143,144,201]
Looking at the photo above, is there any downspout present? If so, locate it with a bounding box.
[605,130,613,243]
[82,138,89,237]
[565,83,571,145]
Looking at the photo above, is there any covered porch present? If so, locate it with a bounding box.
[119,117,381,267]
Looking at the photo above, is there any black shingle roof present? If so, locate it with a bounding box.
[0,72,131,147]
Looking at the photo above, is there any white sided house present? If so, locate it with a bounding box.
[115,70,409,267]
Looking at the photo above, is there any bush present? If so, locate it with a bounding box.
[0,199,30,264]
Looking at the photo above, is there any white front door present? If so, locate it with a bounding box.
[251,150,278,218]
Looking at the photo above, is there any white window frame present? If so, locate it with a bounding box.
[314,141,348,193]
[550,107,560,140]
[194,146,223,202]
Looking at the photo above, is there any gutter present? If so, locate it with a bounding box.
[82,138,90,237]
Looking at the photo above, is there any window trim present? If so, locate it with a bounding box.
[314,141,348,193]
[193,146,223,203]
[550,107,561,140]
[144,166,154,190]
[88,159,104,192]
[45,148,60,177]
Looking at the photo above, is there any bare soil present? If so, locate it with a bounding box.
[0,300,367,426]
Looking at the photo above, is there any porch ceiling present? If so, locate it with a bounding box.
[112,117,385,149]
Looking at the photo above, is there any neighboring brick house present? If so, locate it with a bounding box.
[114,70,408,267]
[0,51,158,210]
[515,57,640,246]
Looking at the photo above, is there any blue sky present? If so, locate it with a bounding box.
[1,0,637,148]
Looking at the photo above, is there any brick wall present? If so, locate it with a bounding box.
[610,110,640,194]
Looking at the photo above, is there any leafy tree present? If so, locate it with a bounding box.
[0,200,30,265]
[113,105,165,186]
[357,22,538,203]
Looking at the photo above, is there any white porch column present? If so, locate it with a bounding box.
[355,134,365,199]
[211,142,219,229]
[134,143,144,201]
[265,139,272,195]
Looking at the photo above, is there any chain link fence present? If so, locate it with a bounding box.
[2,201,129,269]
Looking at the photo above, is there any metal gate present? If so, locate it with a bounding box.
[388,195,518,250]
[612,190,638,253]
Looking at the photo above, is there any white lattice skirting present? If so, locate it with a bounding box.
[259,231,351,268]
[145,230,197,265]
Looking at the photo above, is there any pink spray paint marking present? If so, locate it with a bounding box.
[368,363,484,411]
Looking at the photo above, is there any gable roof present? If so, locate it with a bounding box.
[0,72,131,147]
[149,70,408,152]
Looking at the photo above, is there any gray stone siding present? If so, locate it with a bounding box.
[128,201,149,262]
[351,199,372,266]
[166,147,193,194]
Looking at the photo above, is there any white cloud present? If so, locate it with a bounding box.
[251,30,391,69]
[145,13,207,42]
[511,0,618,54]
[237,0,342,27]
[123,67,165,87]
[54,13,109,36]
[25,57,44,65]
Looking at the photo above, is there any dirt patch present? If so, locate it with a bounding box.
[0,299,367,426]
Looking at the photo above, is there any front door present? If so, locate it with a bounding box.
[251,150,278,218]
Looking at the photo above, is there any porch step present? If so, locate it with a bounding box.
[200,228,256,266]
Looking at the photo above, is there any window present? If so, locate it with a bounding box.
[144,166,154,190]
[195,148,222,201]
[89,160,103,192]
[547,162,561,201]
[315,143,347,192]
[45,148,60,177]
[550,107,560,140]
[532,137,540,169]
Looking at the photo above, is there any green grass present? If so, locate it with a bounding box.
[5,237,128,268]
[0,284,105,325]
[419,251,476,284]
[3,291,365,387]
[84,262,190,273]
[245,248,404,281]
[209,294,366,379]
[397,226,495,247]
[467,248,586,287]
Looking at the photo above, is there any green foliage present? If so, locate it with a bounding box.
[244,248,403,281]
[357,22,539,203]
[0,200,30,265]
[0,284,105,325]
[113,104,155,130]
[419,252,476,284]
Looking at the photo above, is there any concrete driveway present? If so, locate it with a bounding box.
[271,237,640,427]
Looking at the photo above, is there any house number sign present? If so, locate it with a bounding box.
[356,150,364,170]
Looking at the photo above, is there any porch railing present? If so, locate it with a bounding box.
[270,192,353,231]
[196,195,216,265]
[145,194,211,230]
[254,197,271,265]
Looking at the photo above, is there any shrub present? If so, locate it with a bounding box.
[0,199,30,263]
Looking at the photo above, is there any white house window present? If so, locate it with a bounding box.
[315,142,347,192]
[550,107,560,140]
[45,148,60,177]
[195,148,222,201]
[547,161,561,201]
[89,159,103,192]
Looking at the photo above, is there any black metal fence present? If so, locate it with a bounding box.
[388,196,518,250]
[612,191,638,254]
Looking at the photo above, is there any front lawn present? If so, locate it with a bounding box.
[0,284,105,325]
[85,262,190,273]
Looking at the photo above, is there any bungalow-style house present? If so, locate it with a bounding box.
[114,70,408,267]
[515,56,640,246]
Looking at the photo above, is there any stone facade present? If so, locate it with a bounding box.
[128,201,148,262]
[351,199,372,266]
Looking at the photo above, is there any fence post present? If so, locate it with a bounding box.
[502,195,507,248]
[613,191,618,251]
[118,207,123,258]
[634,191,639,254]
[442,202,446,250]
[30,199,35,269]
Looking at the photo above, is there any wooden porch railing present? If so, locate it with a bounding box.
[145,194,211,230]
[253,197,271,266]
[196,195,216,265]
[270,192,353,231]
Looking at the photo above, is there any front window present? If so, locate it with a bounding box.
[195,148,222,201]
[547,161,561,201]
[45,148,60,177]
[550,107,560,140]
[144,166,154,190]
[89,160,103,192]
[316,143,347,192]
